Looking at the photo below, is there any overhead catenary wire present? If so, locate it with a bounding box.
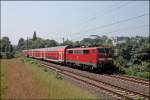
[74,13,149,34]
[86,2,130,23]
[76,2,130,28]
[87,25,149,40]
[100,24,149,34]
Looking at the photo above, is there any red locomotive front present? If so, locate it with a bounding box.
[97,47,113,69]
[66,46,113,70]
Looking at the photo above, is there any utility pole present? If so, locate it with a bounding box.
[27,37,28,50]
[111,36,118,57]
[62,37,64,44]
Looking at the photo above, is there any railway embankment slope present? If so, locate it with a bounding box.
[0,58,96,99]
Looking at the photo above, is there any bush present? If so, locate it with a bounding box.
[44,68,48,72]
[0,52,14,59]
[113,56,126,74]
[125,67,150,79]
[146,63,150,72]
[136,72,150,79]
[0,85,8,93]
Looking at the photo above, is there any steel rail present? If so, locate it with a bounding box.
[38,60,149,99]
[109,75,149,86]
[39,63,126,99]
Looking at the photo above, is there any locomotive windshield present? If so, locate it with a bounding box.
[105,48,110,54]
[98,48,110,54]
[97,48,105,53]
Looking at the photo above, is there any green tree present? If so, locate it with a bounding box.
[106,39,112,46]
[31,38,44,49]
[73,41,81,47]
[62,40,74,46]
[0,37,14,58]
[17,38,25,51]
[33,31,37,40]
[80,38,93,46]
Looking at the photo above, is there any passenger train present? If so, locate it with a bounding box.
[23,46,113,71]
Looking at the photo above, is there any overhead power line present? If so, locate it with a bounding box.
[74,13,149,34]
[76,2,130,27]
[101,24,149,34]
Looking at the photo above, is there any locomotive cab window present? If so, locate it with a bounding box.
[83,50,89,54]
[68,50,73,54]
[98,48,105,53]
[105,48,110,54]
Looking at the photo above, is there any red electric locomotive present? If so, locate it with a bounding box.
[66,46,113,70]
[23,45,113,71]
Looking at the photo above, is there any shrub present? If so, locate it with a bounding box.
[136,72,150,79]
[0,84,8,93]
[44,68,48,72]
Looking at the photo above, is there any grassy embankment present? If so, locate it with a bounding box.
[0,60,8,99]
[0,58,97,99]
[23,58,97,99]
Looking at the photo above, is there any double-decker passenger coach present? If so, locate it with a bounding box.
[23,46,69,64]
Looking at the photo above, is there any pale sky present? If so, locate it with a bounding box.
[1,1,149,45]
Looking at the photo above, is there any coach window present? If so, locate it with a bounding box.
[78,50,82,54]
[83,50,89,54]
[75,50,79,54]
[75,50,78,54]
[76,50,78,54]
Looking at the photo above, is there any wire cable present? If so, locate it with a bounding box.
[76,2,130,28]
[74,13,149,34]
[100,24,149,34]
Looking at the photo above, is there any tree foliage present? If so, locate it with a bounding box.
[0,37,14,58]
[17,32,59,50]
[17,38,25,51]
[33,31,37,40]
[44,39,58,47]
[62,40,74,46]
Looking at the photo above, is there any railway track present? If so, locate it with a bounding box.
[38,60,149,99]
[109,74,149,87]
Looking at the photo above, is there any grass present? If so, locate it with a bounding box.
[0,60,8,99]
[23,58,97,99]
